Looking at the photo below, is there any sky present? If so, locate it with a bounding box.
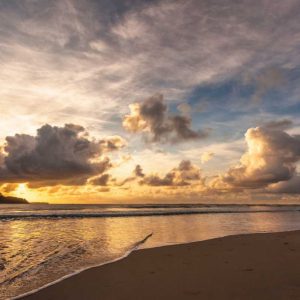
[0,0,300,203]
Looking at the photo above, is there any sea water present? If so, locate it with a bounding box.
[1,204,300,299]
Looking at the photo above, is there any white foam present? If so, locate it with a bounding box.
[11,233,153,300]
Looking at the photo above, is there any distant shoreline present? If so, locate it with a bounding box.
[22,230,300,300]
[0,193,28,204]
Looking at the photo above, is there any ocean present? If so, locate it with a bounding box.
[2,204,300,299]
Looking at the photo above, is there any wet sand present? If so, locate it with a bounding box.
[23,231,300,300]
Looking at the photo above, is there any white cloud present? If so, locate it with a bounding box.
[213,126,300,190]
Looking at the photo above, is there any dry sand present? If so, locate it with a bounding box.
[23,231,300,300]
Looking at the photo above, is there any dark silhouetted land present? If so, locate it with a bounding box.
[0,193,28,204]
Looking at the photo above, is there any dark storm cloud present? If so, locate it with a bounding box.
[0,124,124,186]
[123,94,209,143]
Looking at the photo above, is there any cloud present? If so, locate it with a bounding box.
[109,0,300,112]
[99,136,127,152]
[201,152,215,164]
[141,173,179,187]
[1,1,300,202]
[1,0,300,142]
[0,124,124,186]
[89,174,111,186]
[123,94,208,143]
[122,103,148,133]
[216,126,300,190]
[262,119,293,131]
[0,183,18,194]
[134,164,145,178]
[139,160,202,186]
[0,147,5,167]
[116,164,145,186]
[268,175,300,194]
[249,68,286,103]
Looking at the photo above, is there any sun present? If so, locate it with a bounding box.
[15,183,29,196]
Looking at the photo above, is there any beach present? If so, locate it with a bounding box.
[22,230,300,300]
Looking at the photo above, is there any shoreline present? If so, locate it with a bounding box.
[10,232,258,299]
[22,230,300,300]
[13,233,153,300]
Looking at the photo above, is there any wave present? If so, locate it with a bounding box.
[11,232,153,300]
[0,243,87,286]
[1,208,299,220]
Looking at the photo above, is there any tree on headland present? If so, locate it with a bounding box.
[0,193,28,204]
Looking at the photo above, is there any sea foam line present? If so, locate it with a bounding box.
[11,233,153,300]
[1,208,300,220]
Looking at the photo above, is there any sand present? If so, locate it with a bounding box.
[23,230,300,300]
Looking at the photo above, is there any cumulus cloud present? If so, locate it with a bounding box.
[123,94,208,143]
[139,160,202,187]
[99,136,127,152]
[268,176,300,194]
[0,124,124,186]
[216,126,300,190]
